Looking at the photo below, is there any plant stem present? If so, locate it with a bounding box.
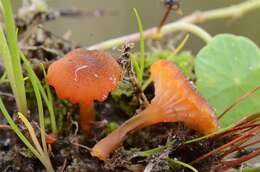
[41,64,57,134]
[133,8,145,85]
[181,0,260,23]
[87,0,260,50]
[88,22,211,50]
[162,22,212,43]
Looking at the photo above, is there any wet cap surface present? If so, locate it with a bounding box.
[47,48,122,106]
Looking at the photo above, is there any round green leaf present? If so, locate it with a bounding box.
[195,34,260,127]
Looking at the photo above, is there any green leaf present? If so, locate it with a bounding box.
[1,0,28,115]
[195,34,260,127]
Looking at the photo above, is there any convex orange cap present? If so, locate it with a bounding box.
[47,48,122,106]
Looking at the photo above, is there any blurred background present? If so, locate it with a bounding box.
[13,0,260,53]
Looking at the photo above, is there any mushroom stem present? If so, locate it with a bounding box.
[91,104,176,160]
[79,103,95,134]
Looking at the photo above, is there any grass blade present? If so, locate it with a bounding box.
[166,158,198,172]
[20,53,47,152]
[0,0,28,115]
[20,53,57,134]
[133,8,145,85]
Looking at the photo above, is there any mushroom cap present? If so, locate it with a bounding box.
[47,48,122,106]
[150,60,218,134]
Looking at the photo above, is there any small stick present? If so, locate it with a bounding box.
[238,140,260,150]
[218,86,260,120]
[216,124,259,139]
[221,139,260,158]
[70,141,91,151]
[213,149,260,172]
[0,124,11,129]
[59,159,67,172]
[157,0,182,33]
[0,91,15,98]
[157,6,173,33]
[221,136,252,158]
[190,126,259,165]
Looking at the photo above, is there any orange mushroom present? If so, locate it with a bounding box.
[91,60,218,160]
[47,48,122,134]
[45,133,57,145]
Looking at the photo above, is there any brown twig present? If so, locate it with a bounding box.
[157,0,182,33]
[237,140,260,151]
[221,136,252,158]
[218,140,260,164]
[0,124,11,129]
[157,6,173,33]
[184,113,259,144]
[59,159,67,172]
[233,113,260,128]
[70,141,91,151]
[216,124,259,139]
[190,126,259,165]
[213,148,260,172]
[218,86,260,120]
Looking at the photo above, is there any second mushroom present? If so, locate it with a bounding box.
[91,60,218,160]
